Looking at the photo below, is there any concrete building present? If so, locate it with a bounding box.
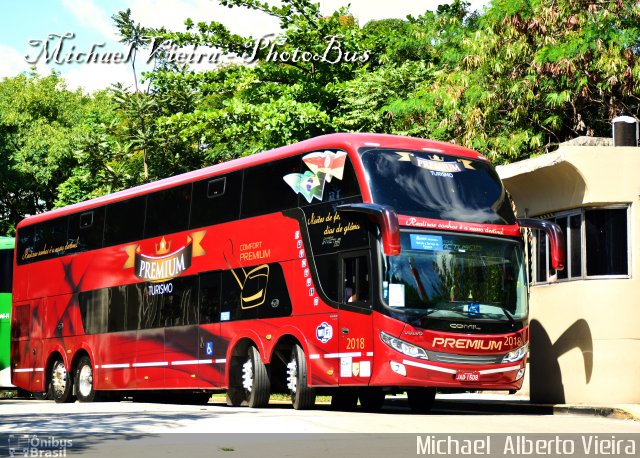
[497,140,639,404]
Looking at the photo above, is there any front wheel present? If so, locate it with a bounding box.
[74,356,97,403]
[287,344,315,410]
[359,388,386,412]
[50,358,75,404]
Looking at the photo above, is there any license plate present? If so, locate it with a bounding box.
[455,370,480,382]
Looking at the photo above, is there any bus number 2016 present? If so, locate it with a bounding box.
[346,337,365,350]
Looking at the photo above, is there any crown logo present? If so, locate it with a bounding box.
[155,237,172,255]
[429,154,444,161]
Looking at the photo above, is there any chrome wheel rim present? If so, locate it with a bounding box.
[78,364,93,398]
[242,357,253,392]
[51,361,67,398]
[286,359,297,394]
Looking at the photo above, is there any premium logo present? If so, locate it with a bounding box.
[123,231,206,282]
[432,337,502,351]
[396,152,476,173]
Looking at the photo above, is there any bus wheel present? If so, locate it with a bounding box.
[74,356,97,403]
[287,344,315,410]
[50,358,75,404]
[359,388,386,412]
[330,391,358,411]
[242,346,270,408]
[407,387,436,413]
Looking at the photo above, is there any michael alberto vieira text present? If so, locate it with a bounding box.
[416,435,637,455]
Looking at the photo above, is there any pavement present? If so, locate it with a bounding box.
[430,392,640,421]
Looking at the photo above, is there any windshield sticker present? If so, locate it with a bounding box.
[388,283,405,308]
[410,234,443,251]
[396,152,476,174]
[284,150,347,203]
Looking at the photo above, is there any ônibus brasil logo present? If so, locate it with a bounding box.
[123,231,206,282]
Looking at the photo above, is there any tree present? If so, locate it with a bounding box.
[0,72,106,235]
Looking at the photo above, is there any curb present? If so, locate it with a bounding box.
[431,398,640,421]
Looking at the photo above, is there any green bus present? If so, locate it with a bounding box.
[0,237,13,388]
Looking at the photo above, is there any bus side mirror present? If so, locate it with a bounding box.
[336,203,401,256]
[518,218,565,270]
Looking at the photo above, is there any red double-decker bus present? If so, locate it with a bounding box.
[11,133,563,411]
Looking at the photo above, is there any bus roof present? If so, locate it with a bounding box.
[17,133,484,229]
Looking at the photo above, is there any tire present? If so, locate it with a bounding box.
[226,346,270,408]
[359,388,386,412]
[49,358,75,404]
[287,344,315,410]
[330,391,358,411]
[407,387,436,413]
[74,356,97,402]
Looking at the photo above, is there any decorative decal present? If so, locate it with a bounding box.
[396,152,476,173]
[123,231,206,282]
[283,150,348,203]
[316,322,333,344]
[223,239,270,309]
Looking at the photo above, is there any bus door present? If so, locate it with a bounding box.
[338,252,374,386]
[11,301,45,392]
[163,277,200,389]
[197,271,225,388]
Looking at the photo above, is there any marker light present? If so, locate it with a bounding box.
[380,331,429,360]
[502,345,528,363]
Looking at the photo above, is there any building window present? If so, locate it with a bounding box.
[532,206,629,283]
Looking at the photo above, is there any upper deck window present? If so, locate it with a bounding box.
[360,148,515,225]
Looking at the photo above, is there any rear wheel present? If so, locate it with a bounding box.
[227,346,270,408]
[407,387,436,413]
[287,344,315,410]
[50,358,75,404]
[75,356,101,403]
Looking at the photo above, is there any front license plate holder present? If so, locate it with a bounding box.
[455,370,480,382]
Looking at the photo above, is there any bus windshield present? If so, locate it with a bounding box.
[360,148,515,225]
[382,232,527,322]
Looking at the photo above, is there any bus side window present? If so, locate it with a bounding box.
[199,271,221,324]
[241,155,301,218]
[104,196,146,247]
[342,254,370,305]
[145,184,192,239]
[68,208,105,252]
[190,172,242,229]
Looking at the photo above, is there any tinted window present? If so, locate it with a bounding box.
[126,283,145,331]
[586,208,628,276]
[104,197,146,246]
[199,271,221,324]
[159,276,197,327]
[0,249,13,293]
[145,184,192,238]
[191,172,242,228]
[361,149,515,225]
[68,208,105,252]
[315,253,339,302]
[79,289,108,335]
[17,218,70,265]
[288,150,360,205]
[107,285,127,332]
[242,156,301,218]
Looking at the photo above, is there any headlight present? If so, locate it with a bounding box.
[380,331,428,360]
[502,344,528,363]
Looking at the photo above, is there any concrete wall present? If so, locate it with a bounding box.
[497,146,640,404]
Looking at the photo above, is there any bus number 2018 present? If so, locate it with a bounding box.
[346,337,365,350]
